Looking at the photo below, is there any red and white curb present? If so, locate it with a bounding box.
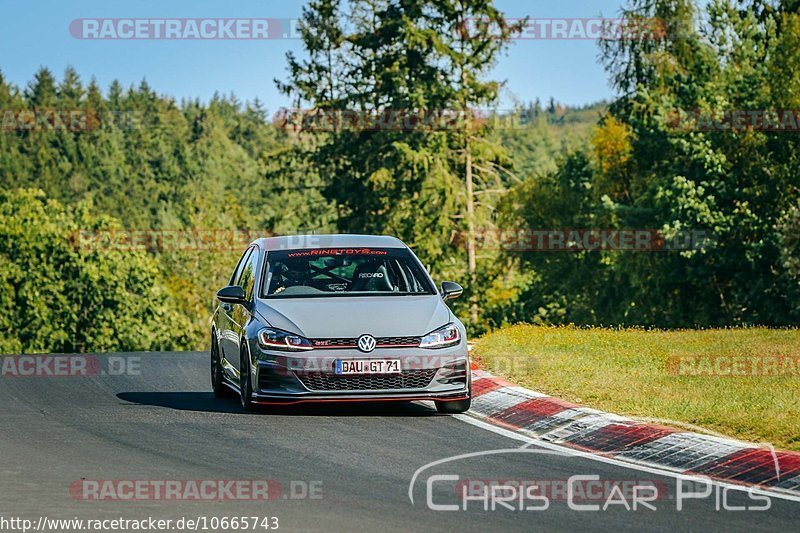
[467,369,800,497]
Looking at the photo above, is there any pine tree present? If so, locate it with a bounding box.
[58,66,84,107]
[277,0,522,326]
[25,67,58,107]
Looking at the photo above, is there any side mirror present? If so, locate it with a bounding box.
[217,285,247,305]
[441,281,463,302]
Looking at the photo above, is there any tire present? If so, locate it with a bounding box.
[210,334,228,398]
[435,398,471,414]
[240,347,255,411]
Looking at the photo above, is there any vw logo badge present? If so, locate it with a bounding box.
[357,334,377,353]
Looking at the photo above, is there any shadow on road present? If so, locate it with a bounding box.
[117,391,440,417]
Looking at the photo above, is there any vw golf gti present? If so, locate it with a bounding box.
[210,234,471,413]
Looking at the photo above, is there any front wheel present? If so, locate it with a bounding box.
[240,348,255,411]
[211,335,228,398]
[435,398,471,414]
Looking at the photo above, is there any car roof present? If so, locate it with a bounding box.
[254,234,408,251]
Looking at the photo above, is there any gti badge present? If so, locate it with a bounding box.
[357,334,377,353]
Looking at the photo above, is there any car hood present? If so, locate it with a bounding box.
[253,295,452,338]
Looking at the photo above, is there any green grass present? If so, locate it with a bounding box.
[473,325,800,451]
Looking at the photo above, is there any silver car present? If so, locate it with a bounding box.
[210,234,471,413]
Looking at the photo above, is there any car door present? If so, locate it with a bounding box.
[219,246,253,379]
[226,247,260,379]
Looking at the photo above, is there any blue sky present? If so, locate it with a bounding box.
[1,0,628,110]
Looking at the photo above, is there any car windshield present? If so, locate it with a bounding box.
[261,247,436,298]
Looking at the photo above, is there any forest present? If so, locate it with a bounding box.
[1,0,799,353]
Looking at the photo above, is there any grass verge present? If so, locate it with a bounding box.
[473,325,800,451]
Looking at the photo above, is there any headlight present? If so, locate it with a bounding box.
[419,323,461,349]
[258,328,314,351]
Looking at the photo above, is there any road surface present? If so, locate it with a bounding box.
[0,352,796,532]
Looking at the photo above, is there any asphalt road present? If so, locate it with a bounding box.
[0,352,797,532]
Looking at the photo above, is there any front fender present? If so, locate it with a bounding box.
[243,314,265,369]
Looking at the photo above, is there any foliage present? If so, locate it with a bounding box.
[0,188,188,353]
[505,0,800,327]
[276,0,527,329]
[3,0,796,354]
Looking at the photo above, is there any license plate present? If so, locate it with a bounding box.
[335,359,401,375]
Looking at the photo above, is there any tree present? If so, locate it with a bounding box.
[275,0,345,109]
[277,0,522,328]
[25,67,57,107]
[0,189,189,353]
[58,66,84,107]
[503,0,800,327]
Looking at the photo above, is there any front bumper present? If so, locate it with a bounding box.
[250,344,471,404]
[250,390,470,406]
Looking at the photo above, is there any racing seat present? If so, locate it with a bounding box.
[351,262,394,292]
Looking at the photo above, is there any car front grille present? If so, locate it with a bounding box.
[296,369,438,391]
[310,336,421,348]
[377,336,422,346]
